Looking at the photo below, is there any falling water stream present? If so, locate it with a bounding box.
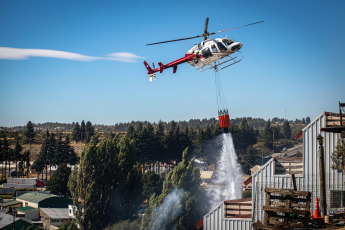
[207,132,243,208]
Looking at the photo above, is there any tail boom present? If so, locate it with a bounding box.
[143,53,197,75]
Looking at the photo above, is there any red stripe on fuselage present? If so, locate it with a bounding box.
[151,53,197,73]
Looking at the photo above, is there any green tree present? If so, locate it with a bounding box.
[1,138,11,181]
[13,136,23,177]
[71,122,80,142]
[85,121,95,143]
[24,121,36,144]
[283,120,291,139]
[141,148,207,230]
[31,156,45,179]
[23,150,31,178]
[47,163,71,196]
[242,146,258,174]
[64,135,78,165]
[36,130,51,181]
[331,138,345,173]
[80,120,86,143]
[263,119,273,149]
[306,116,311,124]
[68,136,142,230]
[142,171,163,201]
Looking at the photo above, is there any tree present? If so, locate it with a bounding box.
[13,136,23,177]
[142,171,163,201]
[283,120,291,139]
[1,138,11,180]
[242,146,258,174]
[64,135,78,165]
[71,122,80,142]
[306,116,311,124]
[24,121,35,144]
[263,119,273,148]
[331,138,345,173]
[141,148,208,230]
[80,120,86,143]
[31,156,45,179]
[36,130,51,181]
[68,136,142,230]
[85,121,95,143]
[47,163,71,196]
[23,150,31,178]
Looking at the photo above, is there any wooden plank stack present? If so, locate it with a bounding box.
[254,187,311,230]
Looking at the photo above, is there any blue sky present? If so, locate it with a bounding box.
[1,0,344,127]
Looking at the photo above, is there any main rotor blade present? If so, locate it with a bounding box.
[209,21,264,36]
[146,35,202,46]
[204,17,209,40]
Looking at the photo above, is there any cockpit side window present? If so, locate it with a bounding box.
[211,45,217,52]
[216,42,227,52]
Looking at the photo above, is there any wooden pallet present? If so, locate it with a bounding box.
[254,187,311,229]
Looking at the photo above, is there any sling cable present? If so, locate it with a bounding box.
[215,68,230,133]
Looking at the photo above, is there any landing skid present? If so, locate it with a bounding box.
[200,56,242,72]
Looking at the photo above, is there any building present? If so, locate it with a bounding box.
[0,211,33,230]
[13,192,73,222]
[16,192,73,209]
[202,112,345,229]
[200,171,214,184]
[40,208,70,230]
[0,200,22,214]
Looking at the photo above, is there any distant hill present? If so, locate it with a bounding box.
[1,116,309,134]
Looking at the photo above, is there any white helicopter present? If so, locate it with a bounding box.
[144,18,263,80]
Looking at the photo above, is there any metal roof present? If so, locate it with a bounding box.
[16,192,54,203]
[40,208,69,219]
[0,211,20,228]
[16,206,36,211]
[200,171,214,180]
[0,200,21,207]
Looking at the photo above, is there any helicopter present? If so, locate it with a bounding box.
[144,18,263,81]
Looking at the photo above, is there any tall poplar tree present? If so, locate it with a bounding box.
[68,136,142,230]
[71,122,80,142]
[85,121,95,143]
[80,120,86,143]
[13,136,23,177]
[24,121,35,144]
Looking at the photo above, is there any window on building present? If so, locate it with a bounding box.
[331,190,345,208]
[25,202,28,207]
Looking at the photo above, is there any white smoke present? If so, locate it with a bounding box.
[149,188,185,230]
[207,133,243,208]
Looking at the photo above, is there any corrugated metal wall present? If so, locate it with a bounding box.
[252,158,304,223]
[303,112,344,214]
[204,202,252,230]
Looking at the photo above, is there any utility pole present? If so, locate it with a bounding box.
[317,134,327,217]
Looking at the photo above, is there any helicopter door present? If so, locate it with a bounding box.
[202,48,212,58]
